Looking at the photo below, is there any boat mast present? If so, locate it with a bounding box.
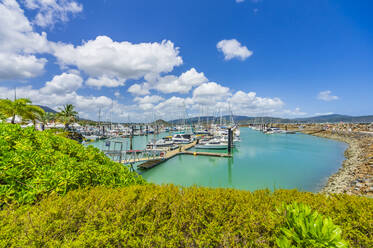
[220,108,222,126]
[98,107,102,136]
[110,99,113,130]
[198,106,201,128]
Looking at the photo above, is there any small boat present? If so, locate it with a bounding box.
[194,129,210,135]
[235,128,240,137]
[195,139,227,149]
[172,134,193,144]
[263,128,282,134]
[153,136,174,147]
[84,135,99,141]
[219,136,240,145]
[198,137,213,145]
[146,136,176,150]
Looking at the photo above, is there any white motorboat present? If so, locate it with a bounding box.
[219,136,240,145]
[172,134,193,144]
[146,136,175,150]
[195,139,227,149]
[198,138,212,145]
[264,128,282,134]
[234,128,240,137]
[154,136,174,147]
[84,135,99,141]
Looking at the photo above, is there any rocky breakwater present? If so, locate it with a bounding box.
[303,130,373,197]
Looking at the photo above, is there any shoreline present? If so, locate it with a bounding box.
[303,130,373,196]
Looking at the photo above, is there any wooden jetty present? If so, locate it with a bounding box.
[137,141,197,169]
[104,138,233,170]
[182,151,232,157]
[136,141,232,169]
[137,159,164,169]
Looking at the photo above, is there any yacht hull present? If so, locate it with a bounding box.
[195,144,227,149]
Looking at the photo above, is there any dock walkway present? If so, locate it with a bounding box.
[137,141,233,169]
[105,140,232,169]
[182,151,232,157]
[137,141,197,169]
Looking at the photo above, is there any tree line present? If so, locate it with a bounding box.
[0,98,78,130]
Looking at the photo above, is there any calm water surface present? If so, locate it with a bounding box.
[91,128,347,192]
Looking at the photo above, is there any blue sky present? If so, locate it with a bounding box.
[0,0,372,121]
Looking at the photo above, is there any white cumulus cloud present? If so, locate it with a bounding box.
[0,0,51,81]
[193,82,230,98]
[134,95,164,105]
[154,96,187,114]
[153,68,208,94]
[86,76,125,89]
[217,39,253,61]
[134,95,165,111]
[23,0,83,28]
[114,91,121,98]
[317,90,339,101]
[127,83,151,96]
[52,36,183,88]
[314,112,334,116]
[128,68,207,95]
[229,90,284,115]
[0,85,111,115]
[40,71,83,94]
[0,53,47,80]
[190,82,231,106]
[282,107,307,116]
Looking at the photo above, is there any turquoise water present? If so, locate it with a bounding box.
[91,128,348,192]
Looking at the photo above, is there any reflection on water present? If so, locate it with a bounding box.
[90,128,347,192]
[141,128,347,192]
[227,156,233,186]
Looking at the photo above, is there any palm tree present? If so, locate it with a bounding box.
[57,104,78,130]
[39,112,55,130]
[0,98,45,124]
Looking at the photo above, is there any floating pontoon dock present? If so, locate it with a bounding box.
[104,140,232,170]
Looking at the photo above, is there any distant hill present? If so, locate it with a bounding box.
[35,104,373,124]
[37,105,58,114]
[170,114,373,124]
[294,114,373,123]
[152,119,171,126]
[170,115,293,124]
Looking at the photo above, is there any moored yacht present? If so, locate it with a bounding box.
[146,136,178,151]
[172,133,193,144]
[195,138,228,149]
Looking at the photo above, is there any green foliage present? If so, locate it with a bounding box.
[276,202,349,248]
[0,123,145,205]
[0,98,44,124]
[0,112,5,121]
[39,112,55,125]
[56,104,78,129]
[0,186,372,248]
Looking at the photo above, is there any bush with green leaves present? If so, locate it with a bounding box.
[0,123,145,205]
[276,202,349,248]
[1,186,372,247]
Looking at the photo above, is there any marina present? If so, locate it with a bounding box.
[2,1,373,246]
[98,127,236,169]
[90,126,348,192]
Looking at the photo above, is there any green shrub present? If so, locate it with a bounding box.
[1,185,372,248]
[276,202,348,248]
[0,123,145,205]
